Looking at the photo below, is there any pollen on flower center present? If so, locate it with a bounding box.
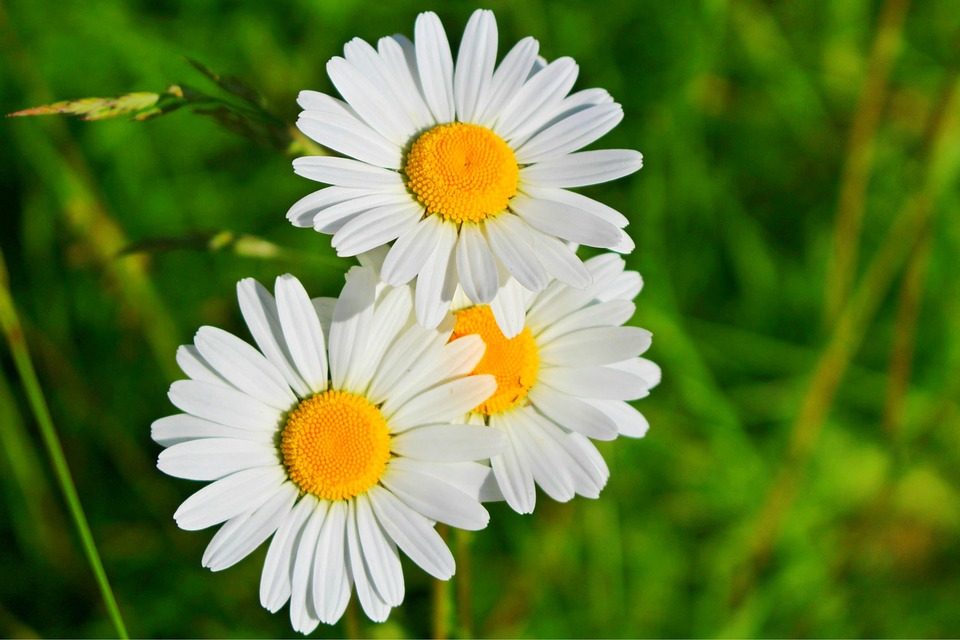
[280,390,391,501]
[404,123,519,223]
[451,305,539,415]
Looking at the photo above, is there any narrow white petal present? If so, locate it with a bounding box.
[522,185,629,228]
[456,224,499,303]
[381,334,484,411]
[533,299,635,344]
[289,501,328,633]
[173,466,285,531]
[511,194,622,248]
[286,186,370,228]
[342,38,421,140]
[157,438,277,481]
[309,192,411,235]
[484,215,549,292]
[380,216,445,286]
[494,57,579,142]
[297,100,401,169]
[168,380,281,431]
[331,201,422,257]
[583,398,650,438]
[528,385,619,441]
[194,326,295,410]
[391,459,491,500]
[367,486,454,580]
[345,500,392,622]
[535,420,608,498]
[414,221,458,328]
[539,326,652,367]
[293,156,404,189]
[635,357,661,388]
[516,103,623,164]
[596,269,643,302]
[376,36,436,130]
[347,285,412,393]
[367,324,447,406]
[508,410,576,502]
[488,418,535,514]
[274,276,329,394]
[454,9,497,122]
[392,424,506,461]
[521,149,643,188]
[260,495,316,612]
[384,375,496,432]
[326,56,412,145]
[311,501,350,624]
[151,414,274,447]
[526,231,592,289]
[328,267,378,390]
[415,11,455,123]
[176,345,228,387]
[489,276,528,339]
[236,279,311,397]
[202,482,297,571]
[526,280,595,326]
[356,495,404,606]
[477,37,538,126]
[381,464,489,530]
[539,365,650,401]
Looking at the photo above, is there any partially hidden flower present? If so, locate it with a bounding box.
[288,9,641,334]
[152,268,503,632]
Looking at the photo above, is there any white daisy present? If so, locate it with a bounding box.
[151,268,503,632]
[446,253,660,514]
[287,9,642,333]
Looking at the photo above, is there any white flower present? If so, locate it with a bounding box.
[288,9,642,333]
[447,253,659,514]
[152,268,502,632]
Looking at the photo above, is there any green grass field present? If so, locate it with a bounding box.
[2,0,959,637]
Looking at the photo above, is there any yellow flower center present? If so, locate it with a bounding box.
[404,123,519,223]
[451,305,539,416]
[280,390,391,501]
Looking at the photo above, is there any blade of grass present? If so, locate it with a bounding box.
[0,248,129,639]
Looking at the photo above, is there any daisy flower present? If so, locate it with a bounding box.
[448,253,660,514]
[151,268,503,632]
[287,9,642,333]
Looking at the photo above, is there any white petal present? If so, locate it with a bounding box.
[367,486,454,580]
[494,57,578,142]
[456,224,499,303]
[538,365,650,401]
[526,231,592,288]
[342,38,423,140]
[202,482,297,571]
[540,326,652,367]
[522,185,629,228]
[274,276,328,393]
[260,495,316,612]
[488,418,535,514]
[511,194,622,248]
[331,201,422,257]
[380,216,445,286]
[384,375,496,432]
[533,299,635,343]
[635,357,661,388]
[489,277,528,339]
[535,421,608,498]
[345,500,392,622]
[583,399,650,438]
[516,103,623,164]
[366,324,447,406]
[297,106,401,169]
[528,385,619,441]
[414,221,458,328]
[151,414,274,447]
[348,285,412,393]
[596,269,643,302]
[309,191,412,235]
[526,280,595,326]
[236,279,311,397]
[176,345,228,387]
[520,149,643,188]
[507,410,576,502]
[484,215,549,292]
[311,501,350,624]
[392,424,505,461]
[286,186,371,228]
[381,334,485,411]
[168,380,281,431]
[173,466,285,531]
[454,9,497,122]
[293,156,404,189]
[328,267,378,391]
[289,501,328,633]
[194,326,296,410]
[356,494,404,606]
[157,438,277,481]
[377,36,435,130]
[381,464,489,530]
[392,459,491,500]
[476,37,538,126]
[414,11,455,123]
[326,56,412,145]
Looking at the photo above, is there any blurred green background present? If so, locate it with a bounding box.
[2,0,960,637]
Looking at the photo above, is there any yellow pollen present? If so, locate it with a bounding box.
[280,390,391,501]
[404,123,519,223]
[451,305,539,416]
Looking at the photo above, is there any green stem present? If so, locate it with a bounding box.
[0,248,129,639]
[432,525,451,639]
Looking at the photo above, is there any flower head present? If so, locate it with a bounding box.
[152,269,503,632]
[289,9,641,333]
